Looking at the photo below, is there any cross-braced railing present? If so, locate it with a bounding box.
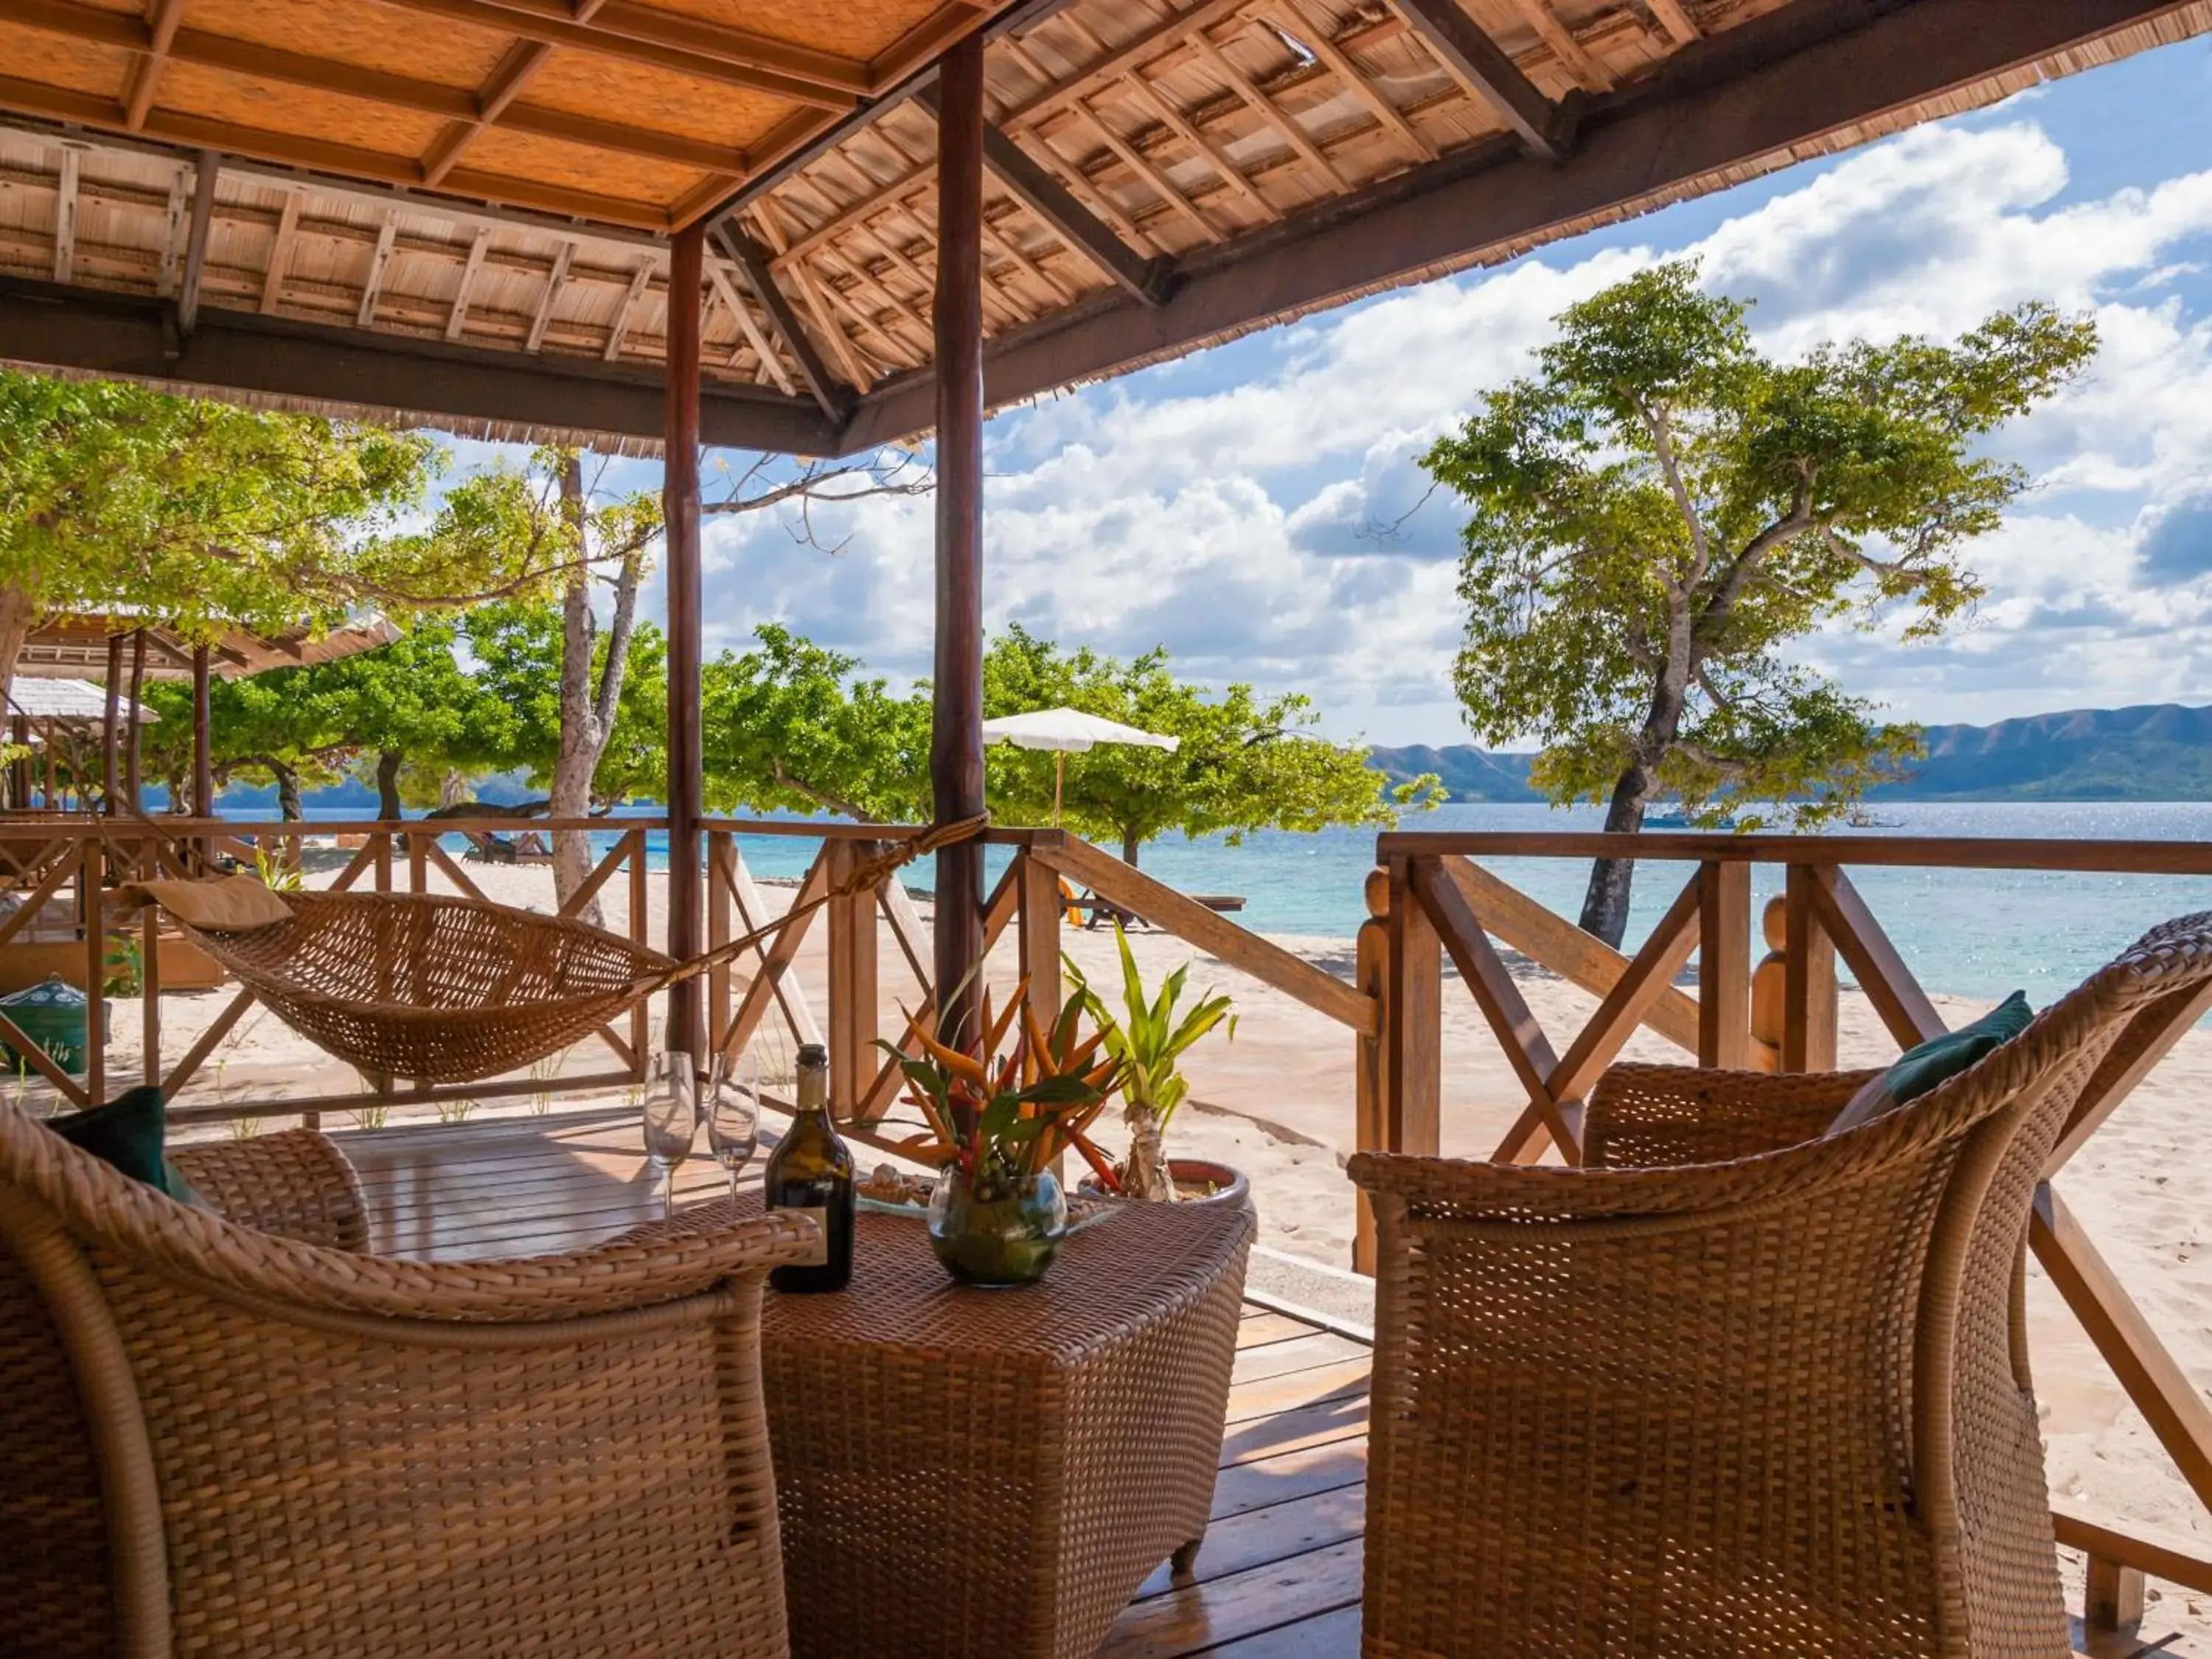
[1363,830,2212,1643]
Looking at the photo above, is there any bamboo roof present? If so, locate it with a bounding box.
[0,0,2204,456]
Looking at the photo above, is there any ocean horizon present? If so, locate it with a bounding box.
[258,799,2212,1010]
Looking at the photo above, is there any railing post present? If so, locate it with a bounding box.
[1354,867,1390,1275]
[83,838,105,1106]
[1385,854,1441,1161]
[1017,849,1062,1034]
[707,831,732,1065]
[628,828,650,1077]
[1697,859,1753,1069]
[827,838,880,1123]
[1783,863,1839,1071]
[140,870,160,1088]
[2084,1548,2145,1639]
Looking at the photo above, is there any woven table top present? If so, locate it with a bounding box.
[689,1194,1255,1363]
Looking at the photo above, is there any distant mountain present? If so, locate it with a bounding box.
[1371,702,2212,802]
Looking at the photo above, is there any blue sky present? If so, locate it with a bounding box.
[560,33,2212,748]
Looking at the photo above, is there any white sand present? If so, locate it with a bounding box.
[66,852,2212,1641]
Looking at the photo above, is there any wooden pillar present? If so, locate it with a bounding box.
[826,839,881,1122]
[1697,860,1753,1068]
[191,644,214,869]
[124,628,147,814]
[1783,863,1839,1071]
[101,633,123,814]
[663,220,706,1062]
[9,717,28,809]
[1384,855,1441,1159]
[1353,866,1390,1275]
[932,30,988,1051]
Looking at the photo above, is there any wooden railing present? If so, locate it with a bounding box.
[1367,830,2212,1641]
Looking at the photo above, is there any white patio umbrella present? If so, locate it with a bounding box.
[979,707,1179,825]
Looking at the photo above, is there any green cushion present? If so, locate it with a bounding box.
[47,1085,195,1201]
[1829,991,2034,1135]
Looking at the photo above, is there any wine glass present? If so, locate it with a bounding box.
[644,1050,699,1219]
[705,1046,762,1202]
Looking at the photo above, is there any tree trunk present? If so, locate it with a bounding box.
[1576,780,1649,949]
[375,748,404,821]
[1121,1101,1176,1201]
[1121,829,1141,866]
[273,761,303,822]
[438,770,470,810]
[0,579,37,720]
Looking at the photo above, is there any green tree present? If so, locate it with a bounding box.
[311,623,515,818]
[981,625,1439,865]
[1421,261,2097,945]
[700,625,931,820]
[142,672,347,821]
[463,601,669,813]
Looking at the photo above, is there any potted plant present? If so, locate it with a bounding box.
[880,981,1122,1287]
[1065,925,1242,1206]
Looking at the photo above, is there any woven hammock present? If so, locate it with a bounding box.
[138,817,984,1085]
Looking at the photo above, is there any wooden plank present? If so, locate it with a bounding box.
[1411,853,1579,1158]
[123,0,185,128]
[1036,835,1376,1034]
[706,257,799,393]
[1644,0,1701,44]
[1231,1330,1369,1386]
[175,147,218,335]
[826,838,880,1119]
[2053,1506,2212,1599]
[50,144,78,284]
[722,851,829,1060]
[1383,855,1441,1160]
[257,188,300,313]
[2033,1186,2212,1512]
[1391,0,1565,158]
[1504,0,1612,91]
[1782,862,1839,1071]
[1697,859,1753,1068]
[602,257,655,362]
[1270,0,1434,163]
[1237,1311,1320,1349]
[1209,1439,1366,1523]
[525,240,573,352]
[444,225,493,339]
[2047,974,2212,1175]
[1225,1356,1371,1425]
[1809,865,1945,1048]
[1144,1484,1366,1594]
[1190,1604,1361,1658]
[728,844,823,1046]
[355,213,397,327]
[1100,1537,1364,1657]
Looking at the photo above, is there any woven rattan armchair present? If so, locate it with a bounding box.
[1351,914,2212,1659]
[0,1105,815,1659]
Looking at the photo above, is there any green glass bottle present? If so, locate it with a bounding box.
[763,1042,854,1293]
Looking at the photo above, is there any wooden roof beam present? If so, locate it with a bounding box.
[357,213,397,327]
[602,258,655,362]
[705,258,797,394]
[445,224,492,340]
[1390,0,1572,160]
[122,0,185,129]
[258,188,300,313]
[375,0,866,108]
[715,225,852,422]
[1643,0,1701,46]
[174,147,218,336]
[920,86,1166,305]
[524,240,573,352]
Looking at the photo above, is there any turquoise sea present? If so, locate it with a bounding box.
[282,801,2212,1009]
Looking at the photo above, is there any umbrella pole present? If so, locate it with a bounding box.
[1054,751,1063,827]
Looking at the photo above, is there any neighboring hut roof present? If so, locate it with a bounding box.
[0,0,2204,456]
[7,678,158,724]
[13,613,402,681]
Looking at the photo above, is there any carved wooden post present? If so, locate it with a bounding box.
[1697,859,1753,1068]
[1354,866,1391,1274]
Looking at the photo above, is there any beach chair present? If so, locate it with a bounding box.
[1351,914,2212,1658]
[0,1102,813,1658]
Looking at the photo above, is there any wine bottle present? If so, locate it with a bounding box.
[763,1042,855,1293]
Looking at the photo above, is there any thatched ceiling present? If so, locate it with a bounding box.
[0,0,2205,456]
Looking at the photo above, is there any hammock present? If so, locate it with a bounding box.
[119,818,985,1085]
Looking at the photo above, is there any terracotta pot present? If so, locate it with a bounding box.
[1081,1158,1251,1210]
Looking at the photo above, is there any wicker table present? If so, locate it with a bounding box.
[709,1193,1255,1659]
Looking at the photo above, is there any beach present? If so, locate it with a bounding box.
[107,850,2212,1640]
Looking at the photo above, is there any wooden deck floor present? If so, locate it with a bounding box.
[330,1107,2185,1659]
[335,1107,1374,1659]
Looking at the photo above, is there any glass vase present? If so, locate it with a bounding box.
[925,1166,1068,1287]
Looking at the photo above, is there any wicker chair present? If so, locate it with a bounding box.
[0,1104,815,1659]
[1350,913,2212,1658]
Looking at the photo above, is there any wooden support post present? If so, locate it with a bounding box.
[175,148,219,336]
[627,828,649,1077]
[140,886,160,1087]
[1018,849,1062,1032]
[662,220,706,1062]
[1383,855,1441,1159]
[1783,863,1838,1071]
[2084,1550,2146,1638]
[1697,860,1752,1068]
[707,832,731,1065]
[932,29,987,1057]
[123,628,146,813]
[101,633,123,814]
[827,838,880,1121]
[83,840,104,1105]
[1353,867,1389,1274]
[190,643,213,871]
[8,717,27,808]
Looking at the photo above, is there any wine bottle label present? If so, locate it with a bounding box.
[779,1203,829,1265]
